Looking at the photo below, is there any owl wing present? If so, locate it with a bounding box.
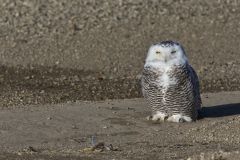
[141,66,163,110]
[188,64,202,110]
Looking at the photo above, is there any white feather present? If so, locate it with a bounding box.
[144,42,188,104]
[142,41,200,122]
[144,62,177,89]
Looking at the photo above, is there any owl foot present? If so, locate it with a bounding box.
[147,112,168,122]
[167,114,192,123]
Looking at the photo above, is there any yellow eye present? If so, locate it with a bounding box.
[156,51,161,54]
[171,50,176,54]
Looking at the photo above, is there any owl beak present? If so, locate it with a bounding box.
[164,58,167,63]
[164,57,168,63]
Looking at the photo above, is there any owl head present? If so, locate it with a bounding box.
[145,40,188,66]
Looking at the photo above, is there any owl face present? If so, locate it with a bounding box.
[145,41,188,66]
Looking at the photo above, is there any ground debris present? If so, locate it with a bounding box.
[80,142,120,153]
[187,150,240,160]
[17,146,38,155]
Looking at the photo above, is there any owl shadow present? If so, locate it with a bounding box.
[200,103,240,118]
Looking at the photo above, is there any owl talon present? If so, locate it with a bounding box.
[151,112,168,122]
[167,114,192,123]
[178,118,185,123]
[146,115,153,121]
[164,116,169,121]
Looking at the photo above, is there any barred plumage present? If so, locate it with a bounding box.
[141,41,201,122]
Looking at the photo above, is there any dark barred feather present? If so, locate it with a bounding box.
[141,64,201,121]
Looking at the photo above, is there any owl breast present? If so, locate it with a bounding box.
[142,64,197,119]
[156,66,177,89]
[155,66,178,105]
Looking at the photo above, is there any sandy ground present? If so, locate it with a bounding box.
[0,91,240,159]
[0,0,240,101]
[0,1,240,159]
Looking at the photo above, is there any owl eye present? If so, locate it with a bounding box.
[171,50,176,54]
[156,51,161,54]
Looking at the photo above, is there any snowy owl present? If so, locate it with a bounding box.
[141,40,201,122]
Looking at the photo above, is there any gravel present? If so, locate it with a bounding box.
[0,0,240,107]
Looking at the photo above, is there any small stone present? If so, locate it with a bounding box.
[135,74,142,80]
[24,76,30,80]
[40,90,45,94]
[17,152,22,156]
[72,125,78,129]
[73,75,80,81]
[23,146,37,153]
